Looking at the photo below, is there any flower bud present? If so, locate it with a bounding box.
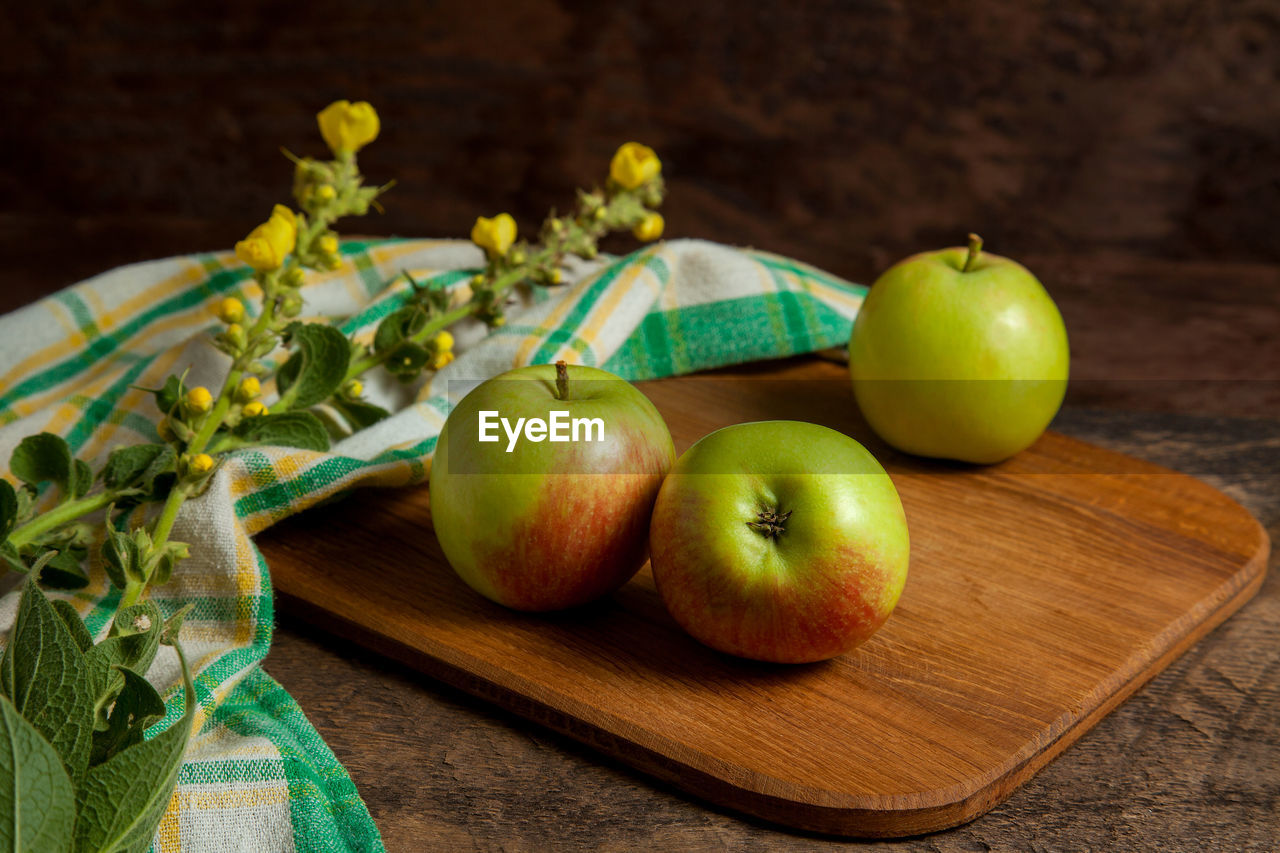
[434,330,454,352]
[344,379,364,398]
[610,142,661,190]
[188,453,215,477]
[315,184,337,203]
[632,211,665,242]
[222,323,246,349]
[318,234,339,255]
[185,386,213,415]
[282,267,306,288]
[281,294,304,318]
[471,213,517,257]
[317,100,380,156]
[158,419,175,442]
[236,376,261,402]
[216,297,245,325]
[430,350,455,370]
[242,401,267,417]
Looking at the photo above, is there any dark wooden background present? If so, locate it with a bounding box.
[3,1,1279,305]
[4,2,1279,850]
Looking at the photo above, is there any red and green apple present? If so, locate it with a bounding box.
[429,361,675,611]
[648,420,909,664]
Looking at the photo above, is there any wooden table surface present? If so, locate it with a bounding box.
[247,257,1277,851]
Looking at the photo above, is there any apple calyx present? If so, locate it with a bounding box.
[747,507,792,540]
[554,360,569,400]
[962,232,984,273]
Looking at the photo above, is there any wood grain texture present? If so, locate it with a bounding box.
[259,358,1268,837]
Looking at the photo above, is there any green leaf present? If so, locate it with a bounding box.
[385,342,431,378]
[39,546,90,590]
[373,305,427,355]
[10,433,74,496]
[141,375,183,416]
[0,540,25,574]
[333,398,392,431]
[0,575,98,785]
[232,411,331,452]
[101,530,141,589]
[51,600,95,653]
[100,444,167,491]
[74,641,196,853]
[71,458,93,499]
[85,603,163,732]
[89,666,166,767]
[160,604,194,647]
[276,322,351,409]
[0,478,16,539]
[0,694,76,853]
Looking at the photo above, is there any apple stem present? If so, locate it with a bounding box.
[555,360,569,400]
[962,233,983,273]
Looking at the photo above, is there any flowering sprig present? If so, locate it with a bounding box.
[0,103,670,846]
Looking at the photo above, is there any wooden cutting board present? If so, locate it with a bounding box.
[258,358,1269,837]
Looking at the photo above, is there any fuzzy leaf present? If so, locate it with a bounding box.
[0,478,16,539]
[85,603,163,732]
[385,342,430,378]
[71,458,93,499]
[74,641,196,853]
[0,575,98,785]
[232,411,331,452]
[101,444,168,491]
[51,600,95,653]
[0,694,76,853]
[102,530,142,589]
[10,433,74,495]
[39,546,90,590]
[89,666,166,767]
[0,540,25,574]
[276,322,351,409]
[333,398,392,431]
[147,375,183,415]
[373,305,426,355]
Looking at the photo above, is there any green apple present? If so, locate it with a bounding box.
[848,235,1070,464]
[648,421,909,664]
[429,362,675,611]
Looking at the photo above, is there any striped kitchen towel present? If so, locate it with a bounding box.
[0,237,865,851]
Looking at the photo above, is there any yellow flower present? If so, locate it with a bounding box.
[610,142,661,190]
[216,297,245,324]
[242,401,267,417]
[236,376,261,402]
[633,211,665,242]
[317,100,380,156]
[471,213,517,257]
[434,330,454,352]
[430,350,455,370]
[189,453,215,476]
[318,234,339,255]
[235,205,298,271]
[234,236,283,272]
[185,386,213,415]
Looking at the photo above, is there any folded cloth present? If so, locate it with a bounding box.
[0,237,865,852]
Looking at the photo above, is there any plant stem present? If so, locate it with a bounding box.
[962,233,984,273]
[555,360,569,400]
[7,489,119,549]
